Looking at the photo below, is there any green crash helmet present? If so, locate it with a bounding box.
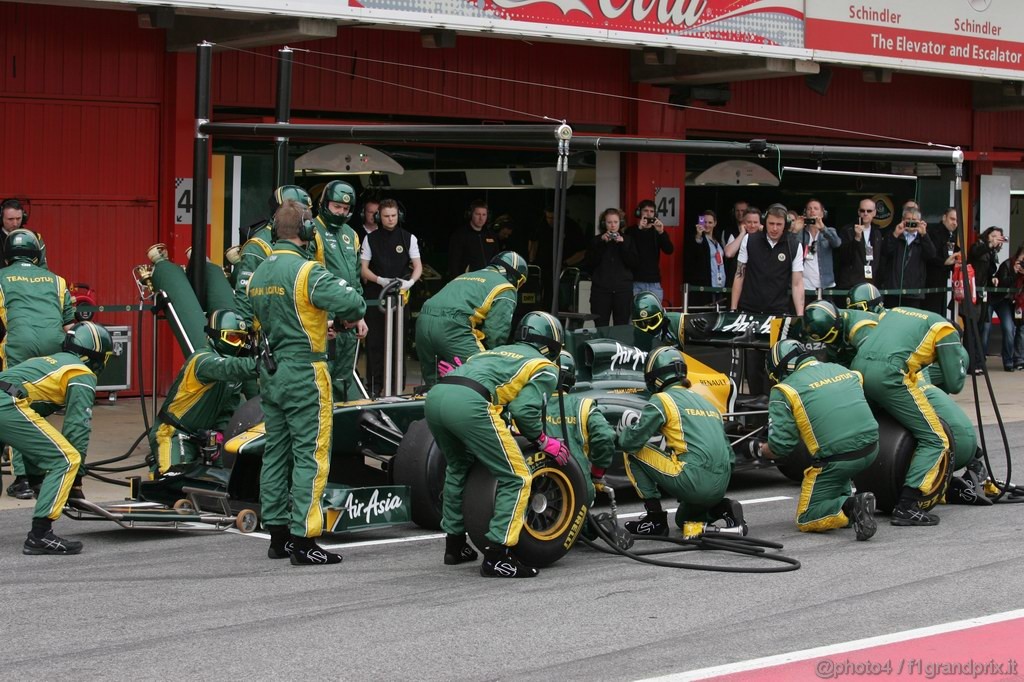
[847,283,884,314]
[318,180,356,229]
[63,321,114,374]
[490,251,528,289]
[205,309,252,357]
[632,291,665,334]
[644,346,687,394]
[557,349,576,392]
[766,339,811,384]
[3,228,41,264]
[268,184,312,216]
[803,300,842,345]
[515,311,564,360]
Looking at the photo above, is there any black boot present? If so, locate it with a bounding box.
[266,524,292,559]
[23,517,82,556]
[624,510,669,537]
[842,492,877,541]
[891,488,939,526]
[289,535,343,566]
[710,497,745,528]
[443,533,478,565]
[480,544,538,578]
[6,476,33,500]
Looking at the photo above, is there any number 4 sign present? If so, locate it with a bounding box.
[174,178,212,225]
[654,187,679,227]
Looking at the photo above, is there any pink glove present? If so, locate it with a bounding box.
[438,356,463,378]
[536,433,569,466]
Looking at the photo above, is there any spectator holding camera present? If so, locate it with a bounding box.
[629,199,673,301]
[585,207,638,327]
[994,244,1024,372]
[685,210,725,306]
[798,199,842,297]
[965,226,1006,372]
[879,206,936,310]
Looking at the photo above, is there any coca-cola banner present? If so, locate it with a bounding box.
[346,0,807,56]
[805,0,1024,79]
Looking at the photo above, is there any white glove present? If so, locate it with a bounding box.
[400,278,414,291]
[377,276,395,287]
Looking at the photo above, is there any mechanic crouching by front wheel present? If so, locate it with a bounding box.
[0,321,112,555]
[148,310,256,476]
[247,200,366,566]
[425,311,566,578]
[616,347,741,539]
[758,340,879,540]
[545,350,617,506]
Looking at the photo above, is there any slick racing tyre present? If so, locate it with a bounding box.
[392,419,446,530]
[463,446,590,568]
[853,411,954,514]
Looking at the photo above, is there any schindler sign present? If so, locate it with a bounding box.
[805,0,1024,79]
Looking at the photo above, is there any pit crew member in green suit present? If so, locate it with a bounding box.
[758,339,878,540]
[233,185,312,324]
[0,229,76,500]
[417,250,527,388]
[617,346,741,539]
[808,292,990,507]
[544,350,617,506]
[312,181,367,401]
[0,321,111,555]
[425,311,567,579]
[849,303,968,526]
[148,310,256,475]
[632,291,685,347]
[247,199,366,566]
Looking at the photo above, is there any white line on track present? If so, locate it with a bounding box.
[230,495,791,548]
[637,608,1024,681]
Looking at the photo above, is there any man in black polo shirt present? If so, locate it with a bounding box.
[360,198,422,396]
[730,203,804,395]
[448,200,499,280]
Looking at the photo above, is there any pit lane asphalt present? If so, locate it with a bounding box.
[2,420,1023,680]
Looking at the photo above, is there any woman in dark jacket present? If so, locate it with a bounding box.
[585,207,639,327]
[966,226,1005,372]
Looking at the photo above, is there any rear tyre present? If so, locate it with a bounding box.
[463,448,590,568]
[853,411,954,514]
[392,419,446,530]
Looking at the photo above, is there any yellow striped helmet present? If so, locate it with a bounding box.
[766,339,810,384]
[803,300,841,345]
[846,283,884,314]
[490,251,528,289]
[515,311,564,360]
[632,291,665,334]
[644,346,687,394]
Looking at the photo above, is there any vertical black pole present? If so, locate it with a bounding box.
[550,124,573,317]
[273,47,294,188]
[190,41,213,299]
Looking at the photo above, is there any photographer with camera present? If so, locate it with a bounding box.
[994,243,1024,372]
[628,199,673,301]
[685,209,725,306]
[879,206,936,310]
[798,199,842,298]
[585,207,638,327]
[966,226,1006,373]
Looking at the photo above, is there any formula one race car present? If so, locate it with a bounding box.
[137,306,948,568]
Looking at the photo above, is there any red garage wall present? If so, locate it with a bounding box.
[1,3,164,396]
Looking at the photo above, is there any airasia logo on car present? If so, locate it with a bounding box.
[491,0,708,27]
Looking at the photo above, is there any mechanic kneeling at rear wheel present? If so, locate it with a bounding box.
[759,340,879,541]
[616,347,741,539]
[425,311,566,578]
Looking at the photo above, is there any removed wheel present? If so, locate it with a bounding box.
[235,508,259,533]
[392,419,446,530]
[853,411,954,514]
[463,448,590,568]
[172,498,195,512]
